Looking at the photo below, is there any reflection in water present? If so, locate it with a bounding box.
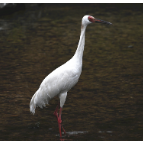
[56,131,88,141]
[56,131,88,137]
[98,130,113,139]
[0,3,143,141]
[65,131,88,135]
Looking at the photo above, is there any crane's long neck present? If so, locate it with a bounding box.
[73,25,87,62]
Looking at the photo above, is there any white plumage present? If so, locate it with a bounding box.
[30,15,91,114]
[29,15,111,137]
[30,56,82,114]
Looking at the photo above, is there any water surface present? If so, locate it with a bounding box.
[0,4,143,141]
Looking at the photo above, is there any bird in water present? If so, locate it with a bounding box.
[30,15,112,138]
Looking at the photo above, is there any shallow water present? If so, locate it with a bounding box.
[0,4,143,141]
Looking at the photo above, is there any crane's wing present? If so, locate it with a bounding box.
[30,59,82,114]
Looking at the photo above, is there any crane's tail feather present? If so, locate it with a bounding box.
[30,97,36,114]
[30,88,51,114]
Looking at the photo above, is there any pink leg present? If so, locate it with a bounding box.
[58,107,66,137]
[53,104,66,137]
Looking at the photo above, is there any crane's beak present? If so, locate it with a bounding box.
[94,18,112,25]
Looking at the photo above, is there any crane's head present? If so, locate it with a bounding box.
[82,15,112,26]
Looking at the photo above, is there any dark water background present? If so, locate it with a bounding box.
[0,3,143,141]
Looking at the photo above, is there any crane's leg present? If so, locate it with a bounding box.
[53,103,59,120]
[58,107,66,136]
[53,104,66,137]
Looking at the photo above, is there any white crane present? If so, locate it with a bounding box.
[30,15,112,138]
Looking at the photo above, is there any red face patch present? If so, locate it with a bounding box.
[88,16,95,23]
